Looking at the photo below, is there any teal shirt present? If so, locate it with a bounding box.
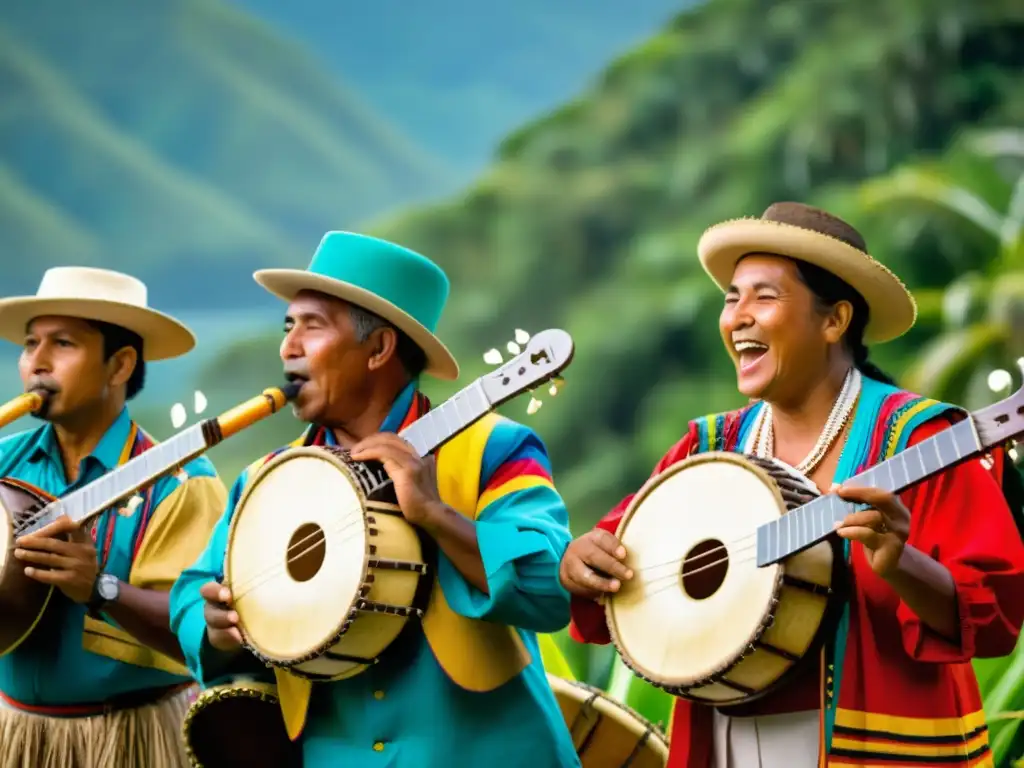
[170,385,581,767]
[0,407,221,706]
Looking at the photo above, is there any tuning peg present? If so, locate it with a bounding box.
[506,341,522,355]
[988,369,1013,394]
[514,329,530,345]
[483,348,503,366]
[548,376,565,397]
[170,403,187,429]
[526,396,543,415]
[194,390,208,414]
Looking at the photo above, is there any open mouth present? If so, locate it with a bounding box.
[733,340,769,373]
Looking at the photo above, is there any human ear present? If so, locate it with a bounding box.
[108,346,137,389]
[366,327,399,372]
[822,300,853,344]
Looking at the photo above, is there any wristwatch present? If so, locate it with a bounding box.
[87,573,120,618]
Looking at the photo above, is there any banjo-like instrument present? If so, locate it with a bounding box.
[606,369,1024,707]
[222,328,574,682]
[0,383,300,655]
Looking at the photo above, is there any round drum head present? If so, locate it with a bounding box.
[607,453,784,686]
[548,674,668,768]
[185,685,299,768]
[227,448,369,661]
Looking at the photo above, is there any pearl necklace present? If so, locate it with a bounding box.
[751,367,861,476]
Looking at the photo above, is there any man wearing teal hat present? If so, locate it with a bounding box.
[170,232,580,767]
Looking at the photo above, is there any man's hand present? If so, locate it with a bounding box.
[559,529,633,600]
[201,581,243,652]
[350,433,444,527]
[15,515,98,604]
[833,483,911,578]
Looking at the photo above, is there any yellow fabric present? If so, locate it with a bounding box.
[83,476,228,676]
[272,413,536,739]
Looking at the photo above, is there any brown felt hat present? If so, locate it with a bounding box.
[697,202,916,344]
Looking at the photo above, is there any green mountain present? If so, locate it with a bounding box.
[0,0,451,308]
[350,0,1024,526]
[228,0,688,171]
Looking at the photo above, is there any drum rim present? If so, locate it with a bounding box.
[547,673,669,754]
[181,681,281,767]
[605,451,795,691]
[224,445,373,664]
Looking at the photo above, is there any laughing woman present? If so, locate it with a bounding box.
[560,203,1024,767]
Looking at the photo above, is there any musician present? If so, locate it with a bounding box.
[562,203,1024,767]
[170,232,580,766]
[0,267,228,767]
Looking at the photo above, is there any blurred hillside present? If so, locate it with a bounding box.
[0,0,448,309]
[367,0,1024,528]
[229,0,687,171]
[188,0,1024,505]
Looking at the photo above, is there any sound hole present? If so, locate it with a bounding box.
[680,539,728,600]
[286,522,326,583]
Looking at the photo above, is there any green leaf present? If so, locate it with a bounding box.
[859,166,1005,239]
[900,323,1007,401]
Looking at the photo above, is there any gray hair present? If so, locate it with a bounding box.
[349,305,388,343]
[348,305,427,379]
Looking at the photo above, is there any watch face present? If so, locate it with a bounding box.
[98,575,118,601]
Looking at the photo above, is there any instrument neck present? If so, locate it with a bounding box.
[755,417,983,567]
[18,420,221,536]
[398,380,492,458]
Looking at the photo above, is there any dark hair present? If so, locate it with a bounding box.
[792,260,897,385]
[85,320,146,400]
[349,305,427,380]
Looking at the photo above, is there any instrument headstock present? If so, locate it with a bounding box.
[972,358,1024,450]
[480,329,573,415]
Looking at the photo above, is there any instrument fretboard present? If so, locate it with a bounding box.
[399,380,492,458]
[19,424,210,536]
[755,418,982,567]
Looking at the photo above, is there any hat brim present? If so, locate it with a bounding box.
[0,298,196,361]
[253,269,460,381]
[697,218,916,344]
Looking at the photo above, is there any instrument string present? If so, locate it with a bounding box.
[632,531,757,574]
[634,540,756,579]
[617,552,759,604]
[228,510,370,601]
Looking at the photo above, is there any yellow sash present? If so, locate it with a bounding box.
[259,414,537,739]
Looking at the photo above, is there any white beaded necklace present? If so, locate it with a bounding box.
[751,367,861,476]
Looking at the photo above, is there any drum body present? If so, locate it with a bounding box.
[182,680,298,768]
[549,674,668,768]
[606,452,844,706]
[225,446,428,681]
[0,478,59,655]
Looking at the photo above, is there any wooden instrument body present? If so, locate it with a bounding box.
[606,452,846,706]
[548,673,669,768]
[225,446,429,681]
[0,478,61,655]
[182,679,298,768]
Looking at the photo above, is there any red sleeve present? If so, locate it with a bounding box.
[568,427,699,645]
[897,416,1024,662]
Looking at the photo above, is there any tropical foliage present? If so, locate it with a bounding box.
[7,0,1024,759]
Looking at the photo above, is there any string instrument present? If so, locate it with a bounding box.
[605,365,1024,707]
[225,328,573,680]
[549,674,669,768]
[181,329,574,768]
[0,391,45,429]
[0,383,300,655]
